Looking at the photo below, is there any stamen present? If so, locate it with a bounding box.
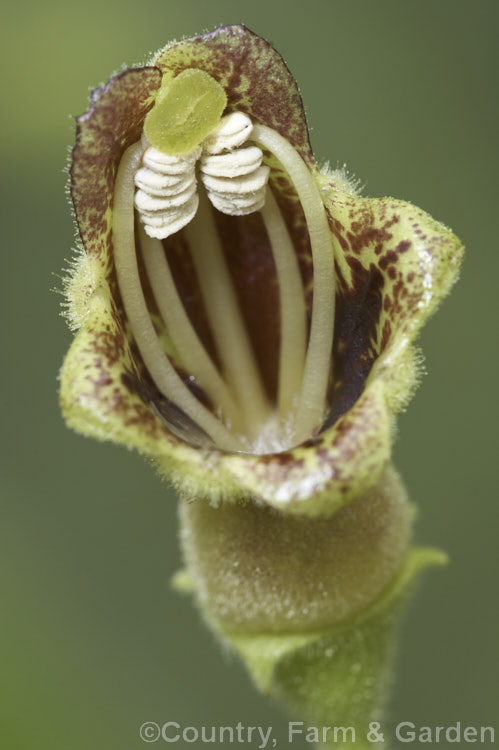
[201,165,269,216]
[199,113,269,217]
[184,186,271,436]
[203,112,254,154]
[138,224,244,432]
[134,146,200,240]
[112,143,243,451]
[252,124,335,443]
[259,189,307,420]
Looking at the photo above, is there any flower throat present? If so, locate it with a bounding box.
[112,69,335,454]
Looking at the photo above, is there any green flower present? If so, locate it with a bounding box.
[61,25,462,516]
[60,25,463,745]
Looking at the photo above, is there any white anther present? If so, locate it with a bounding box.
[135,180,197,212]
[140,194,199,239]
[134,168,195,197]
[143,146,201,173]
[202,166,270,197]
[203,113,254,154]
[134,145,200,239]
[200,113,269,217]
[202,165,270,216]
[200,146,263,177]
[133,113,269,234]
[200,137,269,216]
[208,192,266,216]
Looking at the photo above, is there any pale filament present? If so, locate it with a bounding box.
[138,224,245,432]
[112,143,245,451]
[252,124,335,444]
[184,187,271,437]
[259,189,307,419]
[113,116,335,454]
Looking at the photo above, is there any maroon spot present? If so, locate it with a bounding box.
[379,250,398,270]
[258,452,305,467]
[324,256,384,430]
[71,67,161,261]
[159,25,314,163]
[381,320,392,351]
[93,374,113,388]
[396,240,411,253]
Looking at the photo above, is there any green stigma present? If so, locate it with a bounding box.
[144,68,227,155]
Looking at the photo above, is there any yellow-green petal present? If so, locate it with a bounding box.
[319,174,464,419]
[62,26,464,520]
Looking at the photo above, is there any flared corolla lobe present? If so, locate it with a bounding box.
[61,25,463,518]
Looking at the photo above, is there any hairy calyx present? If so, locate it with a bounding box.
[112,70,335,454]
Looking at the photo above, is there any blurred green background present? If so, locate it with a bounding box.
[2,1,498,748]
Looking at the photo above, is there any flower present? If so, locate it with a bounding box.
[60,25,463,742]
[61,25,462,518]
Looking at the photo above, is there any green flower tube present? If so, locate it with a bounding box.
[60,25,463,747]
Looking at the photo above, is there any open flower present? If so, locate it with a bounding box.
[61,25,462,518]
[61,26,463,743]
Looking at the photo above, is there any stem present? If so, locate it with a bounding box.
[112,143,241,451]
[253,124,335,443]
[184,186,271,435]
[260,189,307,419]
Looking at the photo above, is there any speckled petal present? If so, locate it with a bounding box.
[70,67,160,268]
[319,177,464,418]
[215,380,390,516]
[61,282,170,447]
[61,26,463,519]
[203,186,463,516]
[152,25,313,165]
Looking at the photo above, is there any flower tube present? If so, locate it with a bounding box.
[60,25,463,746]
